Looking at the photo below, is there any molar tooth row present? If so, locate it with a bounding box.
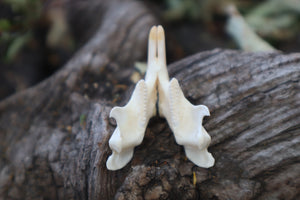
[106,26,214,170]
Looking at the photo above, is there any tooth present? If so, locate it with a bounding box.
[157,25,166,66]
[147,26,157,66]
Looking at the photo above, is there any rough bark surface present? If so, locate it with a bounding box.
[0,0,300,200]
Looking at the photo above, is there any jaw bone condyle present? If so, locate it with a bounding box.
[106,25,214,170]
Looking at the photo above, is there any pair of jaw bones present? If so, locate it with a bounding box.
[106,25,214,170]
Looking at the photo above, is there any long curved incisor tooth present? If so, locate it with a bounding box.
[157,25,166,66]
[148,26,157,66]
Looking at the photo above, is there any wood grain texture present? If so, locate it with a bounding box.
[0,0,156,199]
[0,0,299,199]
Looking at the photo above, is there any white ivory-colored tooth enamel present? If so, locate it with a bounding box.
[106,25,214,170]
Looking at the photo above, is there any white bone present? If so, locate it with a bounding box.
[159,78,214,168]
[106,25,214,170]
[106,27,158,170]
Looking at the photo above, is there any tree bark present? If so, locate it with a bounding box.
[0,0,300,200]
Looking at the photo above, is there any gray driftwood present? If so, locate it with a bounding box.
[0,0,299,199]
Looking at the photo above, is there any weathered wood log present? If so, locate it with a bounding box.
[0,0,156,199]
[0,0,300,200]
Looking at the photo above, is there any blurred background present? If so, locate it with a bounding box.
[1,0,300,100]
